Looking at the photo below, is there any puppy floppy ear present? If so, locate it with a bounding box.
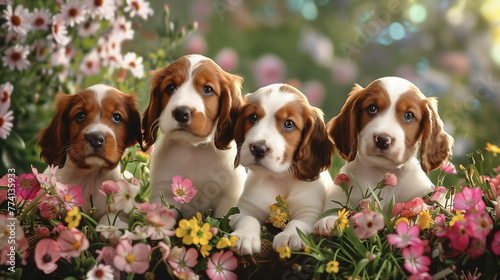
[124,92,142,147]
[420,97,454,173]
[214,72,244,150]
[294,107,334,181]
[232,96,249,168]
[328,84,364,161]
[38,93,73,168]
[141,69,164,151]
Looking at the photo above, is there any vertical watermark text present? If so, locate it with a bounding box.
[6,168,17,272]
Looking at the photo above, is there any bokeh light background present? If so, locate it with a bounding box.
[149,0,500,169]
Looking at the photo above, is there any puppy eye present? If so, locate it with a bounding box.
[283,120,295,131]
[248,114,258,124]
[367,104,378,115]
[202,86,214,96]
[76,112,86,122]
[403,111,415,123]
[165,84,176,95]
[112,113,123,124]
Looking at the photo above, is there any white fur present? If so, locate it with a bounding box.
[231,84,332,254]
[148,55,244,218]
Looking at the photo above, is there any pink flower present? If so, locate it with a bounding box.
[36,226,51,237]
[434,214,447,237]
[466,238,486,259]
[453,187,484,212]
[34,239,61,274]
[441,160,457,174]
[408,272,432,280]
[95,246,116,265]
[253,54,286,87]
[113,238,151,274]
[171,175,197,204]
[135,202,161,212]
[392,197,424,218]
[57,183,84,210]
[466,213,492,239]
[57,228,89,257]
[145,207,176,240]
[387,221,422,248]
[427,186,447,202]
[157,241,171,262]
[51,223,66,235]
[353,210,385,239]
[100,180,120,196]
[206,250,238,280]
[303,80,326,107]
[39,196,62,219]
[80,49,101,76]
[215,48,239,72]
[491,231,500,255]
[446,221,470,251]
[14,173,40,200]
[168,246,199,275]
[402,245,430,274]
[383,173,398,186]
[334,173,351,186]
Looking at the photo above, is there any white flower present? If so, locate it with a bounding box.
[122,52,144,78]
[1,4,31,37]
[2,44,30,71]
[0,82,13,108]
[78,19,101,37]
[60,0,87,27]
[96,224,123,245]
[84,0,115,20]
[111,15,134,41]
[5,31,25,44]
[32,39,47,62]
[52,14,71,46]
[112,179,139,214]
[122,225,155,240]
[124,0,153,20]
[0,107,14,139]
[80,49,101,75]
[31,8,52,31]
[50,46,70,67]
[86,263,114,280]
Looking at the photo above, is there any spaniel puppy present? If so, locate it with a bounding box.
[230,83,334,255]
[314,76,454,236]
[38,84,142,221]
[142,54,245,218]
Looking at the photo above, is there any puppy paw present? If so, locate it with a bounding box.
[273,231,304,252]
[313,216,338,237]
[232,231,261,255]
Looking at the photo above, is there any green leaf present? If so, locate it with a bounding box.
[4,130,25,150]
[83,257,96,272]
[350,258,370,279]
[219,207,240,232]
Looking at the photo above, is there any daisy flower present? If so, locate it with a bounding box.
[31,39,47,62]
[84,0,115,20]
[52,14,71,46]
[206,250,238,280]
[2,44,30,71]
[122,52,144,78]
[0,82,13,108]
[79,49,101,76]
[0,107,14,139]
[5,31,25,44]
[86,263,114,280]
[1,4,31,37]
[60,0,87,27]
[171,175,197,204]
[31,8,52,31]
[78,19,101,37]
[124,0,153,20]
[112,15,134,41]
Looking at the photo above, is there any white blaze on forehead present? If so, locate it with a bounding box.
[86,84,111,107]
[83,84,116,140]
[246,84,300,116]
[376,76,416,102]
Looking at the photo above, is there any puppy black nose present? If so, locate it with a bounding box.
[375,134,392,150]
[174,106,192,123]
[86,132,105,148]
[250,142,268,159]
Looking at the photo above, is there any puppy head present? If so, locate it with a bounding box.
[328,77,454,172]
[38,84,142,169]
[142,54,243,150]
[234,84,333,181]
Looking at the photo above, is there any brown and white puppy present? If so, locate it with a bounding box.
[314,76,454,236]
[38,84,142,220]
[142,54,245,218]
[230,83,334,255]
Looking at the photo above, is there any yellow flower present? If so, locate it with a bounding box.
[326,260,339,274]
[449,210,465,227]
[417,209,433,230]
[277,242,291,259]
[191,222,213,246]
[485,142,500,154]
[304,245,311,254]
[65,206,81,229]
[135,151,150,163]
[228,235,239,246]
[175,218,199,245]
[269,195,290,230]
[216,237,231,249]
[200,244,212,258]
[335,208,350,233]
[394,216,409,226]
